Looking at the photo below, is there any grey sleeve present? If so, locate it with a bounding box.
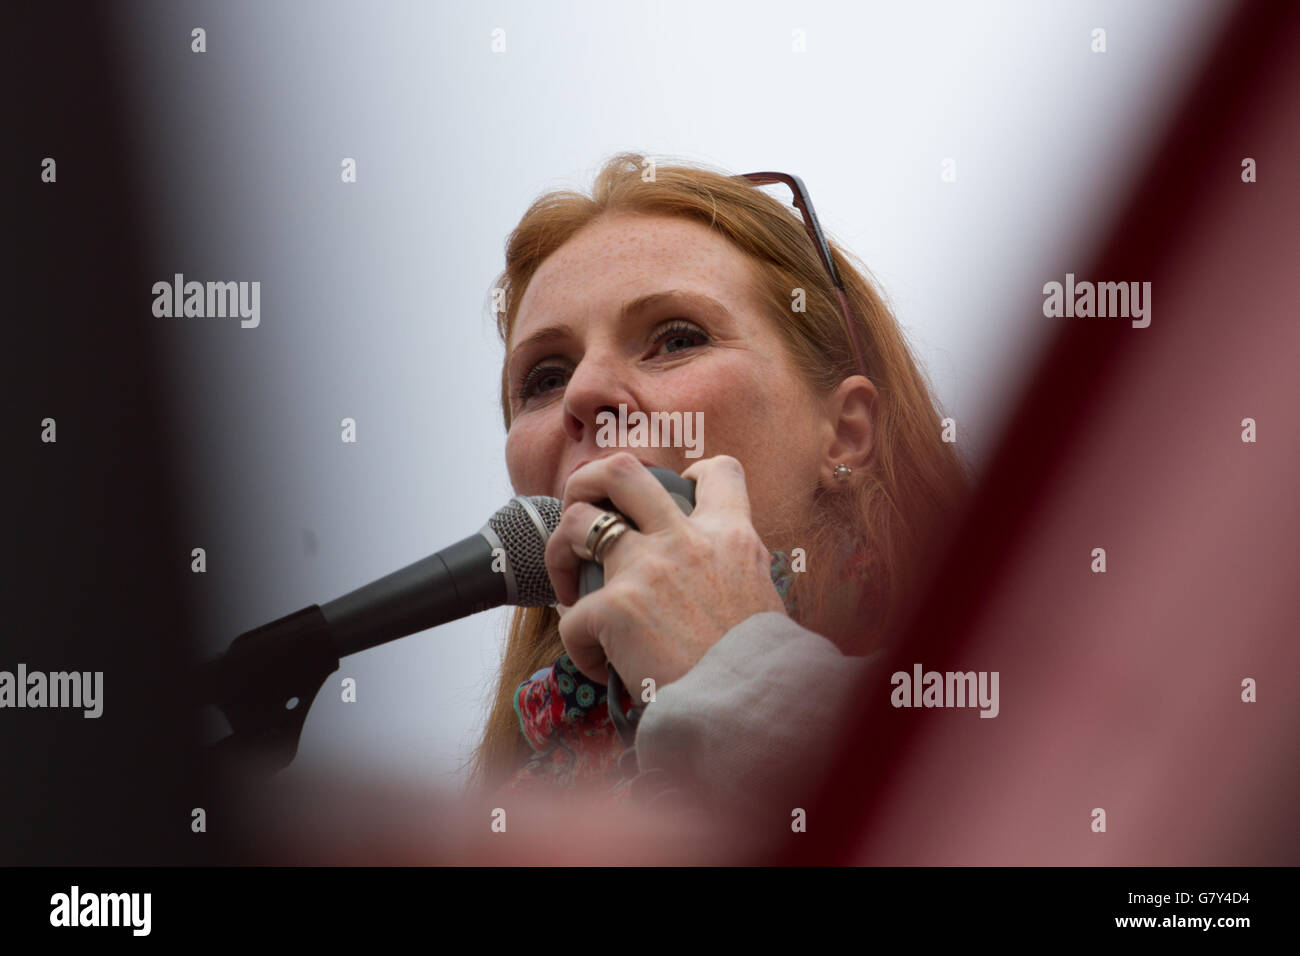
[633,611,880,816]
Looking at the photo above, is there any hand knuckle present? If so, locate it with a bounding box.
[610,451,640,473]
[713,454,744,477]
[604,579,640,612]
[545,531,567,564]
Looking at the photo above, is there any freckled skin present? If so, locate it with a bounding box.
[501,213,850,689]
[504,213,829,547]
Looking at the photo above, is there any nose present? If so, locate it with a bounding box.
[562,349,636,444]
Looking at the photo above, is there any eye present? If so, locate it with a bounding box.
[650,320,709,355]
[518,362,571,402]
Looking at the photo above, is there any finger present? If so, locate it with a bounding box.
[562,453,686,535]
[546,501,603,607]
[545,500,643,606]
[556,596,608,685]
[681,454,753,522]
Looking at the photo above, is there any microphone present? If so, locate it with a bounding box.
[323,495,563,658]
[198,494,561,771]
[325,465,694,656]
[200,469,690,773]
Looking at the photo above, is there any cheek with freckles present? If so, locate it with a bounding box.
[504,419,556,497]
[705,395,823,542]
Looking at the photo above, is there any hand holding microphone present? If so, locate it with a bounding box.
[546,452,788,692]
[200,452,784,773]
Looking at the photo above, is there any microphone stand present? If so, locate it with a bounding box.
[196,605,339,777]
[195,534,515,777]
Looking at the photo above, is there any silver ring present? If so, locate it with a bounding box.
[591,519,630,565]
[578,511,620,561]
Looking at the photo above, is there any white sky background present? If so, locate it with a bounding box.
[113,0,1232,791]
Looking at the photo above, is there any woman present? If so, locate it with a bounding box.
[469,153,969,818]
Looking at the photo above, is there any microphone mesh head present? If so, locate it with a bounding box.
[485,495,562,606]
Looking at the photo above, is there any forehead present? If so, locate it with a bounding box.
[511,213,759,341]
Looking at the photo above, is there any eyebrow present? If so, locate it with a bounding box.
[508,289,732,360]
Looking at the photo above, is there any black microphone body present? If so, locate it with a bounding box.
[323,535,499,658]
[323,494,562,658]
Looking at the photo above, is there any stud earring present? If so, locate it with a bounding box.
[833,463,852,482]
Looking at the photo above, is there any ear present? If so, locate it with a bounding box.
[819,375,876,486]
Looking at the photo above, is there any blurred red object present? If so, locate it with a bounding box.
[793,0,1300,866]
